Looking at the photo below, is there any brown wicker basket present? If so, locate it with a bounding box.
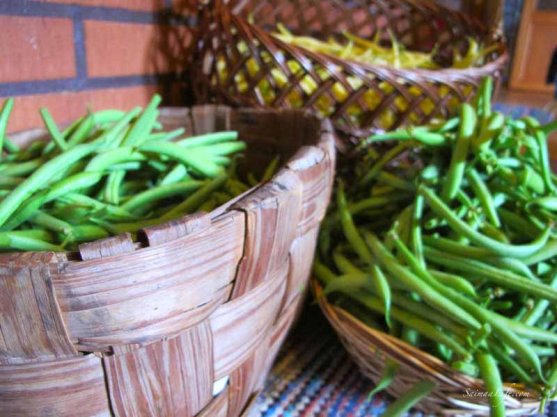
[193,0,507,143]
[0,105,336,417]
[312,281,543,416]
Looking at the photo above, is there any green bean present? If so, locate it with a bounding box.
[347,193,411,215]
[159,164,189,186]
[122,94,161,146]
[370,264,392,327]
[364,232,481,329]
[0,158,43,177]
[57,193,136,221]
[94,107,142,148]
[121,180,202,215]
[177,131,239,148]
[1,234,62,252]
[429,270,477,298]
[313,260,338,287]
[336,182,374,264]
[422,235,492,259]
[490,343,534,388]
[261,155,280,182]
[542,119,557,136]
[522,270,557,326]
[392,236,544,379]
[324,272,374,295]
[69,224,111,243]
[0,98,14,158]
[424,247,557,302]
[433,117,459,133]
[193,141,247,156]
[29,210,72,235]
[160,174,227,220]
[420,185,551,258]
[381,380,436,417]
[0,142,101,227]
[390,291,468,336]
[358,142,408,187]
[368,360,399,398]
[139,141,223,178]
[85,147,146,172]
[441,103,475,201]
[475,351,505,417]
[497,207,542,239]
[346,290,470,357]
[103,170,125,205]
[40,108,68,152]
[467,168,500,227]
[66,113,95,148]
[377,171,415,192]
[145,127,185,142]
[531,127,554,193]
[0,176,24,188]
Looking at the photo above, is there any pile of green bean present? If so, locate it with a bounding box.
[0,95,268,252]
[314,78,557,416]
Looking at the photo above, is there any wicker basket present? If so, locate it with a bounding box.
[193,0,507,144]
[312,281,543,416]
[0,105,336,417]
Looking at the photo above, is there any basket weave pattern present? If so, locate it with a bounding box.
[313,282,542,416]
[194,0,507,141]
[0,106,336,417]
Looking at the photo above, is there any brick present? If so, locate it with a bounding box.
[38,0,168,11]
[0,16,75,83]
[4,85,161,133]
[85,21,194,77]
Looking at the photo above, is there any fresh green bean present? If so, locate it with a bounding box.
[364,231,481,329]
[475,351,505,417]
[177,131,239,148]
[467,168,500,227]
[139,141,223,178]
[420,185,551,258]
[441,103,475,201]
[381,380,436,417]
[40,108,68,152]
[0,98,14,158]
[358,142,408,187]
[121,180,202,215]
[368,360,399,398]
[0,142,101,226]
[122,94,161,146]
[160,174,227,220]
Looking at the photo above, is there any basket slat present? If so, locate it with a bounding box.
[104,322,214,417]
[211,268,286,379]
[54,211,244,348]
[0,252,76,364]
[0,355,111,417]
[231,169,302,297]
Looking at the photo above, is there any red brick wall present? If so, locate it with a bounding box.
[0,0,197,133]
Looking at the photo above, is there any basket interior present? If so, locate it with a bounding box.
[230,0,496,66]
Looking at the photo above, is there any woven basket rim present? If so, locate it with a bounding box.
[219,1,508,80]
[311,279,544,407]
[1,105,329,260]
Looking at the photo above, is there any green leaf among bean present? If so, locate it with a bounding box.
[315,77,557,415]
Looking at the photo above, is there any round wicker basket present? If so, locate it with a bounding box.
[312,281,543,416]
[0,105,336,417]
[193,0,507,144]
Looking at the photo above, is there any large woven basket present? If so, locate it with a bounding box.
[193,0,507,143]
[0,105,336,417]
[312,282,543,416]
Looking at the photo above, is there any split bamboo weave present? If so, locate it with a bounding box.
[193,0,507,143]
[313,281,543,416]
[0,106,336,417]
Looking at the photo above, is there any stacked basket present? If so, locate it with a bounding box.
[194,0,507,142]
[0,106,335,417]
